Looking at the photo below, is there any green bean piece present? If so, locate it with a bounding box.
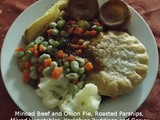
[75,57,85,67]
[70,61,79,72]
[60,30,69,38]
[49,22,57,28]
[63,62,70,69]
[78,20,90,30]
[57,19,65,28]
[34,36,44,44]
[65,73,79,80]
[50,61,58,70]
[15,51,24,58]
[52,28,59,36]
[78,67,85,74]
[43,67,52,77]
[39,54,50,62]
[69,84,78,95]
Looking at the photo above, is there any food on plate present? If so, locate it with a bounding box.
[14,0,149,118]
[85,31,148,96]
[67,0,99,20]
[99,0,131,30]
[59,83,101,118]
[22,0,69,44]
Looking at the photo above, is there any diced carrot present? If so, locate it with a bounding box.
[67,54,75,62]
[57,50,64,59]
[39,44,46,52]
[84,30,97,37]
[84,30,90,37]
[89,30,97,36]
[33,50,39,57]
[22,69,30,83]
[44,58,52,67]
[15,47,24,52]
[52,67,63,79]
[85,62,93,71]
[24,61,32,70]
[71,79,78,84]
[67,27,74,34]
[76,49,82,55]
[33,44,38,51]
[28,48,34,52]
[74,27,83,36]
[47,29,52,37]
[38,65,44,73]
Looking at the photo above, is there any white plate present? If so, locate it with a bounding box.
[1,0,158,119]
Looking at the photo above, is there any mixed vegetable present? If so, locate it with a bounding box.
[14,16,104,88]
[14,0,132,117]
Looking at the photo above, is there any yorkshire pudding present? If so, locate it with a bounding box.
[67,0,99,20]
[99,0,131,30]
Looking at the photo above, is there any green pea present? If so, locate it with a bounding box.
[26,42,35,49]
[34,36,44,44]
[69,84,78,95]
[41,41,49,47]
[47,45,53,53]
[43,67,52,77]
[52,28,59,36]
[71,24,78,28]
[30,56,38,64]
[29,72,38,80]
[49,39,59,47]
[65,68,71,74]
[39,54,50,62]
[65,73,78,80]
[92,25,103,32]
[49,22,57,28]
[63,62,70,69]
[50,61,58,70]
[78,20,90,30]
[15,51,24,58]
[30,66,36,72]
[77,81,84,89]
[80,74,87,81]
[60,30,69,38]
[78,67,85,74]
[75,57,85,67]
[57,19,65,28]
[25,50,32,58]
[70,61,79,72]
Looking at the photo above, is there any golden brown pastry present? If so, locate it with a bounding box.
[85,31,148,96]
